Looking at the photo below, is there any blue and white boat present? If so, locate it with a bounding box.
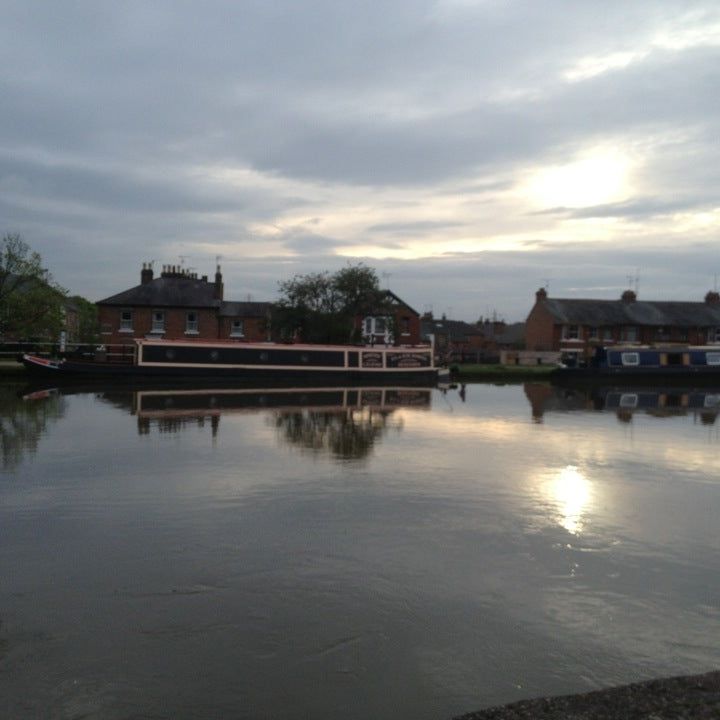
[555,345,720,379]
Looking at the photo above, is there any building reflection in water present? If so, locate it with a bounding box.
[524,382,720,426]
[130,386,432,461]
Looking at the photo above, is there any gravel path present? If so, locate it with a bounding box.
[452,670,720,719]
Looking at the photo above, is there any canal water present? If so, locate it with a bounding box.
[1,380,718,719]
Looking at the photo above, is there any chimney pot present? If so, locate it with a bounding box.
[536,287,548,302]
[141,262,154,285]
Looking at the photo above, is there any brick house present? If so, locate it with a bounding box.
[97,264,272,345]
[420,315,486,361]
[356,290,422,345]
[525,287,720,358]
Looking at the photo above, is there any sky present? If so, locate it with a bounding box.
[1,0,719,322]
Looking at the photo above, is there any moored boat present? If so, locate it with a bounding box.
[554,344,720,380]
[22,337,449,385]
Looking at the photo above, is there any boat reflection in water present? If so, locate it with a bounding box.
[525,382,720,425]
[128,385,433,460]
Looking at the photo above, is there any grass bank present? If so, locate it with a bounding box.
[452,363,556,382]
[0,360,26,375]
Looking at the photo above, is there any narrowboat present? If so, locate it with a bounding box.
[554,345,720,380]
[21,337,449,385]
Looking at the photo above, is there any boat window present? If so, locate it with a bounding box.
[704,394,720,408]
[619,393,638,408]
[667,352,684,366]
[621,352,640,366]
[706,352,720,366]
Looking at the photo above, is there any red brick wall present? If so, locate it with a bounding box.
[98,306,219,345]
[525,302,556,351]
[218,316,268,342]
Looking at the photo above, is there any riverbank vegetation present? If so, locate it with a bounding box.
[453,363,555,381]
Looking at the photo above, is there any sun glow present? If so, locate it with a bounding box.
[525,149,631,209]
[546,465,592,535]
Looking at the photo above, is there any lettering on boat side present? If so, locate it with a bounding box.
[362,352,384,368]
[386,352,431,368]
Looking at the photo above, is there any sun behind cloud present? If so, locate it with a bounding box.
[524,147,632,209]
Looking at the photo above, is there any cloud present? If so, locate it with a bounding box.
[1,0,719,322]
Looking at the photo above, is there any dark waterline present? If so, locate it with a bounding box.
[1,381,718,719]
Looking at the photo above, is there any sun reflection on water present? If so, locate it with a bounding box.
[547,465,592,535]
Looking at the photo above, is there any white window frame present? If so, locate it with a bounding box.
[364,316,391,335]
[230,319,244,337]
[563,324,580,340]
[619,393,639,408]
[621,352,640,366]
[151,310,165,333]
[185,311,199,335]
[588,326,598,340]
[706,352,720,366]
[708,327,720,344]
[119,309,133,333]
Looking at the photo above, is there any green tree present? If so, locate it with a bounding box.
[71,295,100,343]
[275,263,388,343]
[0,233,67,340]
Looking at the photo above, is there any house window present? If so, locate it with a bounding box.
[230,320,244,337]
[401,316,411,335]
[708,327,720,344]
[588,326,598,339]
[676,328,688,342]
[120,310,133,332]
[602,327,613,340]
[563,325,580,340]
[185,311,199,334]
[151,310,165,333]
[364,316,390,336]
[621,352,640,366]
[624,326,638,342]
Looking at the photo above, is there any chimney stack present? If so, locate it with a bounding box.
[705,290,720,304]
[214,265,224,301]
[535,287,548,302]
[141,262,154,285]
[621,289,637,303]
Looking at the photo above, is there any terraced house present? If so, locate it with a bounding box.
[525,287,720,359]
[97,264,272,345]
